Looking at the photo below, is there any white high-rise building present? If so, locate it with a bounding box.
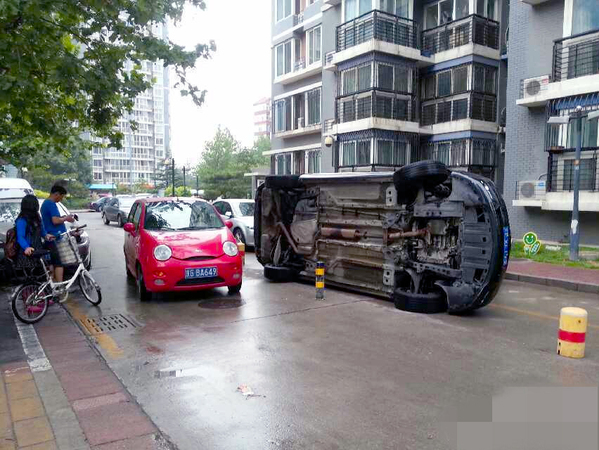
[90,23,170,187]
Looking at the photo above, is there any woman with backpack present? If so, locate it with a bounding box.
[14,194,54,268]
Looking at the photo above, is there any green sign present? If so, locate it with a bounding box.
[523,232,538,246]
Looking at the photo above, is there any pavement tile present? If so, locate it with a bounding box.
[0,413,11,438]
[62,373,122,402]
[76,402,156,446]
[9,397,45,422]
[51,416,89,450]
[2,370,32,385]
[72,393,128,412]
[91,434,163,450]
[0,388,7,415]
[0,363,28,376]
[50,358,103,373]
[43,349,93,365]
[19,441,57,450]
[0,439,16,450]
[6,381,37,402]
[13,417,53,448]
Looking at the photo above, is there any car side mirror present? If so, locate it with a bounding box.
[73,214,79,221]
[225,220,233,229]
[225,211,233,218]
[123,223,136,234]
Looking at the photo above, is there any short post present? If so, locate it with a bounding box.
[557,307,587,359]
[315,261,325,300]
[238,242,245,266]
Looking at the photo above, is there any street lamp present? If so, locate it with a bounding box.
[547,106,599,261]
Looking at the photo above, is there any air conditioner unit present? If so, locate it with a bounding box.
[522,75,550,99]
[519,180,546,199]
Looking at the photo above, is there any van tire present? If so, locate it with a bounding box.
[393,160,450,192]
[393,288,447,314]
[264,265,296,282]
[265,175,302,190]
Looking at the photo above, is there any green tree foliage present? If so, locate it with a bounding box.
[25,146,92,197]
[196,128,269,200]
[0,0,214,164]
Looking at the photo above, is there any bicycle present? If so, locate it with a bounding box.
[11,225,102,324]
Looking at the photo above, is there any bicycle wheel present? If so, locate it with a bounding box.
[11,282,50,324]
[79,271,102,305]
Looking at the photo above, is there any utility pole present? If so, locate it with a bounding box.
[570,106,583,261]
[171,158,175,197]
[183,166,186,195]
[196,174,199,197]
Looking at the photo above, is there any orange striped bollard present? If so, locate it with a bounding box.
[557,307,588,359]
[315,261,325,300]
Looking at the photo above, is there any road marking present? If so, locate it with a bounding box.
[65,301,124,359]
[491,304,599,331]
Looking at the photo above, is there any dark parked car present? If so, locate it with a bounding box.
[102,196,136,227]
[254,161,510,314]
[89,196,111,212]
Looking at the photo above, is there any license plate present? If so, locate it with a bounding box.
[185,267,218,279]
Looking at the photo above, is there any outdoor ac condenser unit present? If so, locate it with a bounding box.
[519,180,546,199]
[522,75,550,98]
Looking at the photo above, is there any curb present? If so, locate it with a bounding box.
[506,272,599,294]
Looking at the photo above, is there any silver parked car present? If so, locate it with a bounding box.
[213,199,255,247]
[102,196,137,227]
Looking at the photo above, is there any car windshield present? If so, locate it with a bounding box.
[144,201,224,231]
[0,201,22,223]
[237,202,254,217]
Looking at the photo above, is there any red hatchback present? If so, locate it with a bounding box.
[123,198,243,300]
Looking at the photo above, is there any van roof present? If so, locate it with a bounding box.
[0,178,34,200]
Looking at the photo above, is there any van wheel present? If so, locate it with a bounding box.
[264,265,296,282]
[393,288,447,314]
[393,160,450,192]
[233,229,245,244]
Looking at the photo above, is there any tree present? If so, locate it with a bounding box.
[196,128,270,200]
[0,0,215,164]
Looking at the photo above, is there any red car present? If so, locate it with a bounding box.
[123,198,243,300]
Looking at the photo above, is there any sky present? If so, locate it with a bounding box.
[168,1,272,167]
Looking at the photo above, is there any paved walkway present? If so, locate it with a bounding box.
[507,259,599,293]
[2,302,173,450]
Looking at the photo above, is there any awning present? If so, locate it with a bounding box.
[553,93,599,111]
[88,183,116,190]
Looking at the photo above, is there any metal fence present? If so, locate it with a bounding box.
[553,29,599,82]
[421,14,499,55]
[547,150,599,192]
[336,90,417,123]
[421,94,496,126]
[336,10,418,52]
[419,139,496,169]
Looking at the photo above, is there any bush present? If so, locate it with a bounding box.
[63,197,90,210]
[34,189,50,199]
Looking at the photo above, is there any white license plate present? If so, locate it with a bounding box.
[185,267,218,279]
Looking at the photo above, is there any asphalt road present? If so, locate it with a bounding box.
[60,212,599,450]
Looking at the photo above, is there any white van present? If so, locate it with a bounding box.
[0,178,34,200]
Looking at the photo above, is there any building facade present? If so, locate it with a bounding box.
[269,0,508,182]
[507,0,599,244]
[254,97,273,138]
[89,23,170,187]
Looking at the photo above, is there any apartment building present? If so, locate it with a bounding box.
[507,0,599,244]
[254,97,273,138]
[269,0,508,182]
[89,23,170,187]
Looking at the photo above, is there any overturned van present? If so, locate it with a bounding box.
[254,161,510,314]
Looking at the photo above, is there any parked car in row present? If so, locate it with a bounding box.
[123,198,243,300]
[89,196,111,212]
[255,161,510,315]
[102,196,137,227]
[213,199,255,247]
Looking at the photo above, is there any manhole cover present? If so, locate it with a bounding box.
[80,314,138,335]
[198,299,245,309]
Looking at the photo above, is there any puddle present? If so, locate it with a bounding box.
[154,365,232,379]
[198,298,246,309]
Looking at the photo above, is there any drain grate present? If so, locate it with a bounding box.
[80,314,138,335]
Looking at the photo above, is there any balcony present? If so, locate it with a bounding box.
[333,10,421,65]
[420,93,497,133]
[421,14,500,59]
[334,90,420,134]
[274,58,322,85]
[518,30,599,107]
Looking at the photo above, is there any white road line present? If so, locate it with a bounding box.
[12,317,52,373]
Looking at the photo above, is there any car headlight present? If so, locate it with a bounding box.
[153,245,172,261]
[223,241,239,257]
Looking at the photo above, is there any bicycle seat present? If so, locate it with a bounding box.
[31,250,50,258]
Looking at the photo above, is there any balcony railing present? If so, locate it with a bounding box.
[336,90,417,123]
[421,93,496,126]
[336,10,418,52]
[553,29,599,82]
[294,58,306,71]
[421,14,499,55]
[419,140,496,168]
[547,150,599,193]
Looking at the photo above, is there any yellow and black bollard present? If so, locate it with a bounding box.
[238,242,246,267]
[557,307,587,359]
[315,261,325,300]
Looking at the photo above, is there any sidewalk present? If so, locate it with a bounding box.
[507,259,599,294]
[1,304,173,450]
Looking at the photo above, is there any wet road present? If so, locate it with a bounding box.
[67,212,599,450]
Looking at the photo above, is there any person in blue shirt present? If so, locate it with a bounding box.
[40,185,74,282]
[15,195,54,269]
